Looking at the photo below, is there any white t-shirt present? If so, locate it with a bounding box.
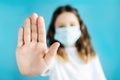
[42,46,106,80]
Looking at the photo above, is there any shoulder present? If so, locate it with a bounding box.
[90,54,101,64]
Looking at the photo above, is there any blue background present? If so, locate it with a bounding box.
[0,0,120,80]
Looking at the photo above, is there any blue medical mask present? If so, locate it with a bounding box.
[54,26,81,47]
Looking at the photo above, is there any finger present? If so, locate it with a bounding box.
[38,16,46,43]
[17,27,24,47]
[24,17,31,44]
[31,13,38,42]
[44,42,60,65]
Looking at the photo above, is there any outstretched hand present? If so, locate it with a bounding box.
[16,13,60,76]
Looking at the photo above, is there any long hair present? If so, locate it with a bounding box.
[47,5,96,63]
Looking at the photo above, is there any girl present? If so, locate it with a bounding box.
[16,5,106,80]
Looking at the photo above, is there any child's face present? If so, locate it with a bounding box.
[55,12,80,28]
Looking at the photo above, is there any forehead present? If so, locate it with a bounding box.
[55,12,79,24]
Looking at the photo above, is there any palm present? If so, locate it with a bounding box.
[16,13,59,76]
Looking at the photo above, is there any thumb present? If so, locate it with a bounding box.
[44,42,60,65]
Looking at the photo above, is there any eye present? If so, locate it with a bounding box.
[58,25,65,28]
[70,23,75,26]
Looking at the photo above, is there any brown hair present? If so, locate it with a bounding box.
[47,5,96,63]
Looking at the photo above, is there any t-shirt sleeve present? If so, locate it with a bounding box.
[91,55,107,80]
